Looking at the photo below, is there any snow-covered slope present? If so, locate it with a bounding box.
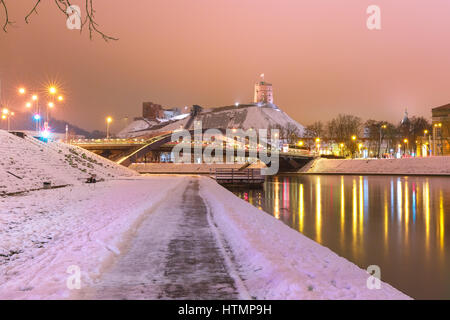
[118,105,305,138]
[0,130,137,194]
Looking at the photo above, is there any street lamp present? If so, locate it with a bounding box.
[18,87,26,95]
[1,108,13,131]
[403,138,409,156]
[379,124,387,158]
[49,86,57,95]
[106,116,113,139]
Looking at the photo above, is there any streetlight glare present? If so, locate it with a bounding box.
[26,102,32,108]
[48,102,55,108]
[58,96,64,101]
[18,87,26,95]
[107,117,113,123]
[351,135,357,140]
[32,95,38,101]
[49,86,57,94]
[2,108,9,115]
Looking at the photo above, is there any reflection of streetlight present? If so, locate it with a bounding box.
[106,117,113,139]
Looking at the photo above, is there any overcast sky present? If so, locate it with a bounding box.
[1,0,450,132]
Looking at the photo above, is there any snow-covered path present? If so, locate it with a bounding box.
[1,175,410,300]
[78,178,244,300]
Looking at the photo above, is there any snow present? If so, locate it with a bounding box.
[303,157,450,175]
[117,105,304,138]
[0,175,410,299]
[0,130,136,195]
[0,176,184,299]
[199,177,410,299]
[0,128,409,299]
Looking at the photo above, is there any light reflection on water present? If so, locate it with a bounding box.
[231,175,450,300]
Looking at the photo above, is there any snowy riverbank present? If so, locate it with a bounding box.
[200,178,410,299]
[0,175,409,299]
[303,157,450,175]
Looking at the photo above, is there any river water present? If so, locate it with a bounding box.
[230,175,450,299]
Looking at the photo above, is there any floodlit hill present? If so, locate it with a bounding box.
[117,104,305,138]
[0,130,137,195]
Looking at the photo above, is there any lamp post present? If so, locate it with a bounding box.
[1,108,14,131]
[379,124,387,158]
[106,116,113,139]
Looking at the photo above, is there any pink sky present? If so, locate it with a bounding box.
[1,0,450,132]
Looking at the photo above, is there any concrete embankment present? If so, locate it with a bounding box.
[301,157,450,176]
[129,162,264,174]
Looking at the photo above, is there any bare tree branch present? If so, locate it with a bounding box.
[24,0,41,24]
[0,0,14,32]
[1,0,117,41]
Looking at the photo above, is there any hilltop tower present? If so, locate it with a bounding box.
[253,74,274,105]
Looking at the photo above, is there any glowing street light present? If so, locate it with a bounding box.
[351,135,357,141]
[1,109,13,130]
[32,95,38,101]
[106,116,113,139]
[48,102,55,108]
[57,95,64,101]
[18,87,26,95]
[49,86,57,95]
[26,102,32,108]
[298,140,304,147]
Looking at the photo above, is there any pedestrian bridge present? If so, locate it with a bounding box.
[70,132,316,172]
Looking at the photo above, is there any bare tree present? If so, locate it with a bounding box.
[0,0,117,41]
[327,114,362,157]
[304,121,326,139]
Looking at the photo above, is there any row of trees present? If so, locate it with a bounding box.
[272,114,432,157]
